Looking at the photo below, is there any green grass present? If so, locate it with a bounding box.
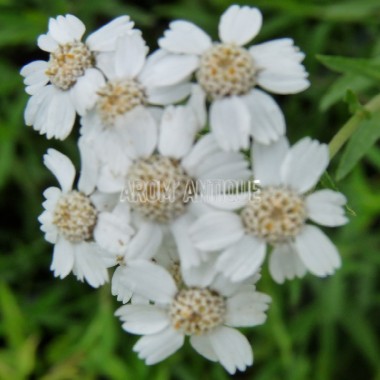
[1,0,380,378]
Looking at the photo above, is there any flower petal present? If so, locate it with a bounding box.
[114,32,148,79]
[190,211,245,251]
[159,20,212,55]
[120,260,177,304]
[216,235,266,282]
[219,5,262,45]
[190,335,218,361]
[225,290,271,327]
[146,81,191,106]
[86,16,134,52]
[139,49,198,87]
[306,189,348,227]
[252,136,289,186]
[281,137,329,193]
[158,105,197,159]
[207,326,253,374]
[295,225,341,277]
[70,68,105,116]
[43,148,75,192]
[210,97,251,151]
[242,89,285,144]
[116,304,170,335]
[133,327,184,365]
[269,243,306,283]
[50,238,75,279]
[250,38,310,94]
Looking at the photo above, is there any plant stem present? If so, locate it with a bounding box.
[329,93,380,159]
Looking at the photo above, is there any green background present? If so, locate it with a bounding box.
[1,0,380,379]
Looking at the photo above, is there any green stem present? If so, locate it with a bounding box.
[329,93,380,160]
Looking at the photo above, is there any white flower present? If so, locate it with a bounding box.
[190,137,348,283]
[79,32,194,175]
[152,5,309,151]
[115,259,270,374]
[39,149,133,287]
[78,103,250,270]
[20,14,134,140]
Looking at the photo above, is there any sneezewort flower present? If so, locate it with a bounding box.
[190,137,348,283]
[21,14,134,140]
[150,5,309,151]
[115,258,270,374]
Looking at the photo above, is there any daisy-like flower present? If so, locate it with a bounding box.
[39,149,134,287]
[151,5,309,151]
[80,103,251,270]
[79,32,193,175]
[190,137,348,283]
[115,258,270,374]
[20,14,134,140]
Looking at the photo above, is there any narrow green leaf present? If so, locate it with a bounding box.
[317,55,380,81]
[320,73,374,112]
[344,89,370,117]
[336,111,380,180]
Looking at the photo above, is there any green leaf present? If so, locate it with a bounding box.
[336,111,380,180]
[320,73,375,112]
[317,55,380,81]
[344,89,368,115]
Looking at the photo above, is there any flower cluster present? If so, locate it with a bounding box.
[21,5,348,374]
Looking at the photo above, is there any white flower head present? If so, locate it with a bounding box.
[153,5,309,151]
[39,149,133,287]
[190,137,348,283]
[21,14,135,140]
[115,258,270,374]
[79,102,251,270]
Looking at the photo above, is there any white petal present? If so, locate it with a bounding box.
[208,326,253,374]
[121,260,177,303]
[146,82,191,106]
[190,211,245,251]
[94,203,134,255]
[41,186,62,211]
[133,327,184,365]
[219,5,262,45]
[70,68,105,116]
[295,225,341,277]
[204,193,251,211]
[77,137,99,195]
[115,33,147,79]
[281,137,329,193]
[269,244,306,283]
[111,266,133,303]
[225,290,271,327]
[170,214,204,269]
[90,192,119,212]
[210,97,251,151]
[37,33,59,52]
[126,223,163,260]
[72,243,109,287]
[159,20,212,55]
[190,335,218,361]
[31,87,76,140]
[188,84,206,128]
[306,190,348,227]
[139,49,198,87]
[120,107,158,159]
[48,16,76,45]
[216,235,266,282]
[252,136,289,186]
[86,16,134,52]
[158,105,197,159]
[250,38,310,94]
[116,304,169,335]
[21,61,49,94]
[243,89,285,145]
[64,14,86,40]
[50,238,75,279]
[43,148,75,192]
[181,255,218,288]
[24,86,49,125]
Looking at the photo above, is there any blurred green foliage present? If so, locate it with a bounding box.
[1,0,380,379]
